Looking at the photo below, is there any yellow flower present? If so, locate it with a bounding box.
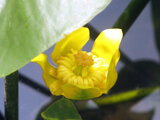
[32,27,123,100]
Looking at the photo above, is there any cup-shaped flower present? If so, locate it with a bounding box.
[32,27,123,100]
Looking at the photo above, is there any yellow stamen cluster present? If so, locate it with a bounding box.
[75,51,94,66]
[57,49,108,88]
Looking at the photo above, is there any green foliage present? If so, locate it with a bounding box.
[41,98,82,120]
[94,86,160,106]
[0,0,112,78]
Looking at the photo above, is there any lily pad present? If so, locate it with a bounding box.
[0,0,112,77]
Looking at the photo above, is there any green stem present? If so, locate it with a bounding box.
[151,0,160,58]
[86,0,150,38]
[5,71,18,120]
[113,0,150,34]
[114,0,150,66]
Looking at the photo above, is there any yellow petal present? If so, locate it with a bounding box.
[49,80,63,96]
[106,50,120,90]
[31,53,57,87]
[62,84,102,100]
[91,29,123,64]
[51,27,89,64]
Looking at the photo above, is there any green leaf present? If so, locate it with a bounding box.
[94,86,160,106]
[0,0,112,78]
[41,98,82,120]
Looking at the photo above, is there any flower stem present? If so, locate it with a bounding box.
[86,0,150,38]
[5,71,18,120]
[151,0,160,58]
[113,0,150,34]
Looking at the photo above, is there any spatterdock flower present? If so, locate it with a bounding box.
[32,27,123,100]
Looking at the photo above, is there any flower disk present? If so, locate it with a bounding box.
[57,49,108,89]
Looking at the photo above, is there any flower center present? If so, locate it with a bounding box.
[57,49,108,88]
[75,51,94,66]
